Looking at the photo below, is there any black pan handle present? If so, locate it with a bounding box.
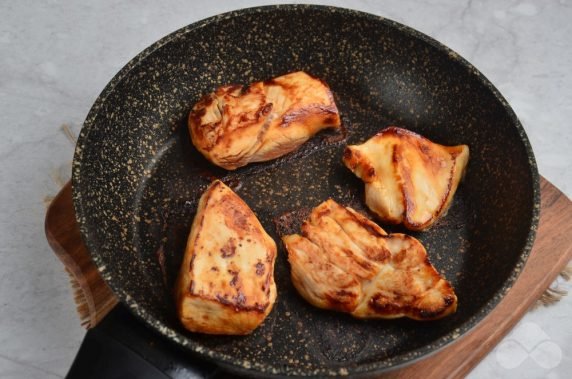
[67,326,169,379]
[66,305,223,379]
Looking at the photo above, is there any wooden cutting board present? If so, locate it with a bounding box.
[45,177,572,378]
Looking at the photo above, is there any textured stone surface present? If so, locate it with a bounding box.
[3,1,572,378]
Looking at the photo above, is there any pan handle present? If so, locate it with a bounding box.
[66,305,221,379]
[67,322,169,379]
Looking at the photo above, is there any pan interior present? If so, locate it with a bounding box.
[73,5,537,375]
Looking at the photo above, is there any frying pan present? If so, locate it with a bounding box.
[72,5,540,377]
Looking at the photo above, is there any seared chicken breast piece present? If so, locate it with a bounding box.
[175,180,277,335]
[282,199,457,320]
[189,71,341,170]
[343,127,469,231]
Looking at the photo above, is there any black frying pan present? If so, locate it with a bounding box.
[72,5,540,377]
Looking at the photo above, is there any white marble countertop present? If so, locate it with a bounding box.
[1,0,570,378]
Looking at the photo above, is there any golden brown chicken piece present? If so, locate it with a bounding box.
[189,71,341,170]
[343,127,469,231]
[175,180,277,335]
[282,199,457,320]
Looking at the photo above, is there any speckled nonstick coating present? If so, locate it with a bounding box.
[72,5,540,377]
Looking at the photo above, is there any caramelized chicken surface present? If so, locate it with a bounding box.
[175,180,277,334]
[343,127,469,231]
[282,199,457,320]
[189,71,341,170]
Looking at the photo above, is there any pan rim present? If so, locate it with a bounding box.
[72,4,541,376]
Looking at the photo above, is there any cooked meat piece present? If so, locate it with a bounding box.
[343,127,469,231]
[282,199,457,320]
[189,71,341,170]
[175,180,277,335]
